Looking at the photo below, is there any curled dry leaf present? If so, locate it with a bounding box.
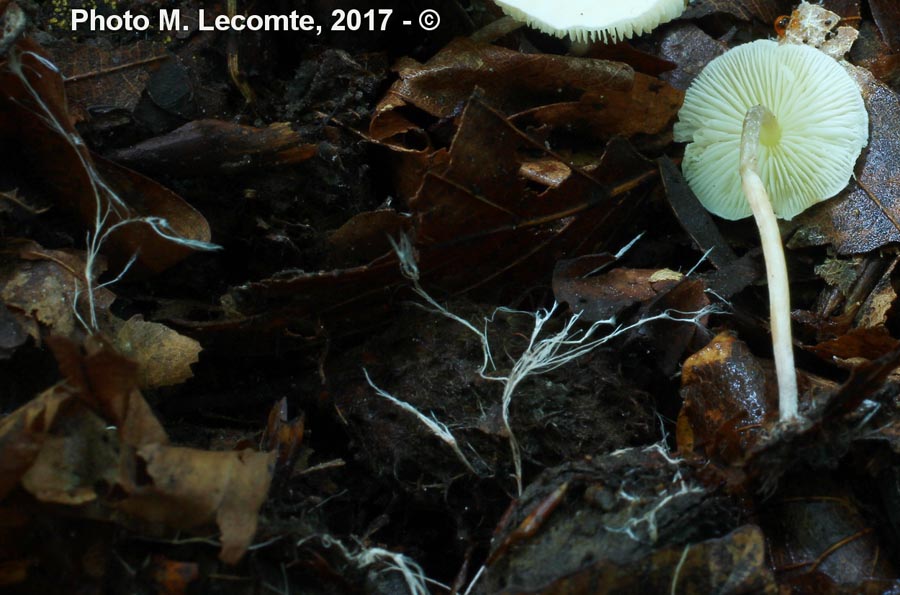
[109,120,319,177]
[262,398,305,480]
[510,71,684,142]
[371,37,683,158]
[20,397,119,506]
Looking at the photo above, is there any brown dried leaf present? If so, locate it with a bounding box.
[47,336,168,447]
[374,38,633,123]
[0,241,114,341]
[807,326,900,363]
[553,265,683,321]
[764,474,894,582]
[511,73,684,141]
[660,156,737,269]
[109,120,318,177]
[118,445,275,565]
[112,317,201,389]
[20,402,118,506]
[4,337,273,566]
[49,40,168,118]
[0,39,214,273]
[658,24,728,91]
[326,209,412,268]
[0,385,70,500]
[262,398,305,477]
[857,255,898,328]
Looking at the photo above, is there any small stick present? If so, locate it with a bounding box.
[740,105,798,422]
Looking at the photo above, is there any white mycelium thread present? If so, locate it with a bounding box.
[674,39,869,221]
[493,0,686,43]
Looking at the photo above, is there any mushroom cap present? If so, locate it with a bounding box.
[492,0,686,44]
[674,39,869,221]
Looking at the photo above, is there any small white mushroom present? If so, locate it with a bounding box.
[675,39,868,422]
[492,0,687,44]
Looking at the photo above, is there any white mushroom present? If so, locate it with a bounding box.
[492,0,687,44]
[675,39,868,422]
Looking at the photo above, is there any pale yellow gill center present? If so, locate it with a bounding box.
[759,110,781,148]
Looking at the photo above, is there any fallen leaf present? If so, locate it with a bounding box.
[119,445,275,565]
[553,264,683,321]
[47,336,168,447]
[870,0,900,51]
[660,156,737,270]
[764,473,893,583]
[112,317,202,389]
[109,120,319,177]
[373,37,633,125]
[49,39,168,119]
[0,39,215,273]
[0,385,70,500]
[658,24,728,91]
[510,72,684,141]
[807,326,900,363]
[20,401,118,506]
[0,241,114,341]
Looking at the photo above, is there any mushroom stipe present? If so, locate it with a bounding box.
[741,105,799,421]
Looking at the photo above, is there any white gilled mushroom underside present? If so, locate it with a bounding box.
[492,0,687,43]
[675,39,869,422]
